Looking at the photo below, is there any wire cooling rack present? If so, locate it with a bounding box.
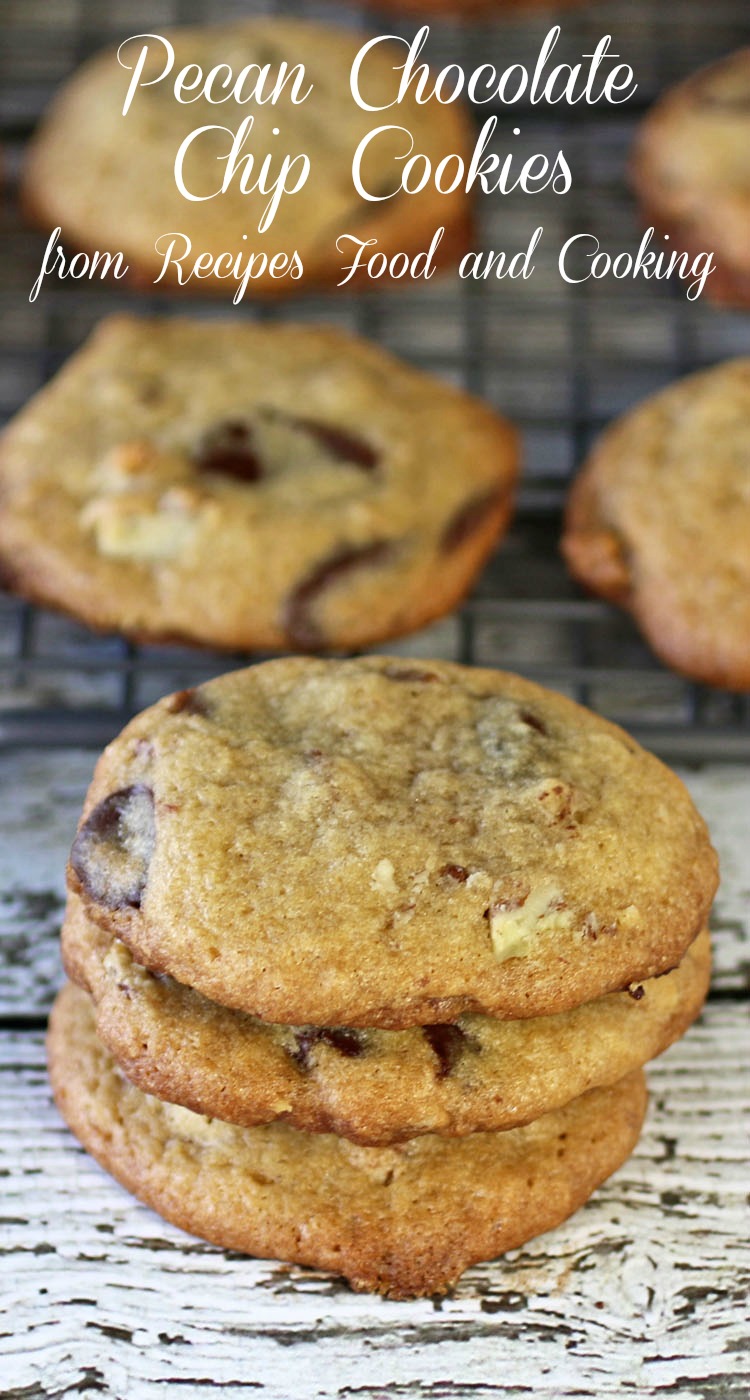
[0,0,749,758]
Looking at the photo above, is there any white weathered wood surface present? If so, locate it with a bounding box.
[0,752,748,1397]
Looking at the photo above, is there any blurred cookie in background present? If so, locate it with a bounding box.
[563,359,750,691]
[632,49,750,307]
[22,19,474,298]
[0,316,518,652]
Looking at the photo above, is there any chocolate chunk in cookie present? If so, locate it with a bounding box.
[291,1026,367,1070]
[196,422,263,483]
[70,786,155,910]
[284,542,392,650]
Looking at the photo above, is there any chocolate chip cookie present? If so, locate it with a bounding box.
[67,657,718,1028]
[632,50,750,307]
[63,893,710,1145]
[563,359,750,691]
[0,316,518,651]
[48,983,648,1298]
[23,19,473,297]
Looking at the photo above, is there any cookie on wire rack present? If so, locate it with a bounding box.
[632,49,750,308]
[22,18,474,298]
[0,316,518,653]
[563,359,750,691]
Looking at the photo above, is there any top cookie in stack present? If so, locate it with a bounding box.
[67,657,716,1027]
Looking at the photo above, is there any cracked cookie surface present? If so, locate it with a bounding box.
[67,656,717,1027]
[563,358,750,691]
[48,983,649,1298]
[63,893,709,1144]
[0,316,517,651]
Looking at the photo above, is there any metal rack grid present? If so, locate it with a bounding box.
[0,0,749,759]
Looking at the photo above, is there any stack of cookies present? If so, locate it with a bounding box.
[49,658,717,1297]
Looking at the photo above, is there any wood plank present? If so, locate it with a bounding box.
[0,751,748,1017]
[0,750,89,1019]
[684,770,750,996]
[0,1003,748,1398]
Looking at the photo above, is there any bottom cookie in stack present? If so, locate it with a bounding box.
[50,899,710,1295]
[49,983,649,1299]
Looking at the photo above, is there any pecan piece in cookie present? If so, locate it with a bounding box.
[70,786,155,910]
[383,666,440,683]
[439,864,470,883]
[163,688,210,717]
